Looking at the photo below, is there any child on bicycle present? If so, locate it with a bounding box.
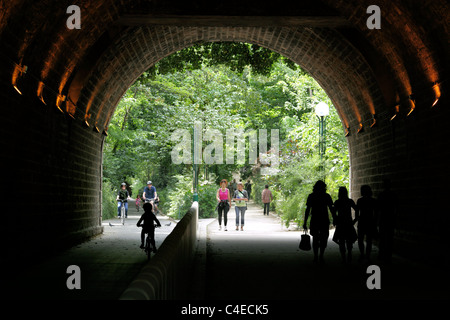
[136,202,161,252]
[135,195,141,212]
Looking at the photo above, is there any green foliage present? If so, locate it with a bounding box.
[158,176,219,219]
[265,104,349,228]
[148,42,299,77]
[198,183,220,218]
[102,178,117,220]
[102,42,349,225]
[158,175,189,218]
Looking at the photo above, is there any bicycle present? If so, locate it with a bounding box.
[135,200,141,212]
[139,224,160,260]
[144,197,160,215]
[117,199,127,225]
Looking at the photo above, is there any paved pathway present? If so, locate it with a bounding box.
[7,200,176,300]
[203,201,449,300]
[6,200,449,301]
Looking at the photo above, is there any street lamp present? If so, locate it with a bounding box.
[315,102,329,173]
[193,123,200,202]
[315,101,330,117]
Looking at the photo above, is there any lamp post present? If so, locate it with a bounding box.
[193,124,200,202]
[315,102,329,175]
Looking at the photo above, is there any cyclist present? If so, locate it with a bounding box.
[135,194,141,212]
[137,202,161,252]
[116,182,131,218]
[142,180,158,213]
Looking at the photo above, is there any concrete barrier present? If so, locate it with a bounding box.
[120,201,198,300]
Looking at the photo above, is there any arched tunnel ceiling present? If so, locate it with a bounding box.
[0,0,448,134]
[78,25,384,132]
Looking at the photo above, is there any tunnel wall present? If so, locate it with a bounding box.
[347,88,450,263]
[1,70,104,264]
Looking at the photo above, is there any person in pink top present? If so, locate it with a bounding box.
[216,179,231,231]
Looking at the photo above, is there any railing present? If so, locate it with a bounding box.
[120,201,198,300]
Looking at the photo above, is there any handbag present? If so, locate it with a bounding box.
[299,231,311,251]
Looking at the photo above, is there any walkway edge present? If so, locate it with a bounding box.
[120,202,199,300]
[188,218,215,299]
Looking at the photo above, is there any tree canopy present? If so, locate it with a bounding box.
[102,42,349,226]
[146,42,301,78]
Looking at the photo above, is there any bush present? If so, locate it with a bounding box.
[165,175,193,219]
[102,178,117,220]
[161,178,220,219]
[198,183,219,218]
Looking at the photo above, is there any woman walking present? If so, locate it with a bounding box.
[233,182,249,231]
[332,187,358,263]
[303,180,334,263]
[216,179,231,231]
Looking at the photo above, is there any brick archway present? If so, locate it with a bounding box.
[0,0,448,265]
[81,25,384,142]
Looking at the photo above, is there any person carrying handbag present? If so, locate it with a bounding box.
[303,180,334,263]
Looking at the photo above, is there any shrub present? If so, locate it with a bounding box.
[102,178,117,220]
[165,175,193,219]
[198,183,219,218]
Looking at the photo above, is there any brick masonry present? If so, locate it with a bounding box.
[0,0,448,265]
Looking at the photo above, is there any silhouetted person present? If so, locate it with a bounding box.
[377,179,397,264]
[332,186,358,263]
[137,202,161,251]
[303,180,334,263]
[355,185,378,262]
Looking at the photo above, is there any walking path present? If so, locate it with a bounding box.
[6,199,448,301]
[7,200,176,300]
[202,201,449,300]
